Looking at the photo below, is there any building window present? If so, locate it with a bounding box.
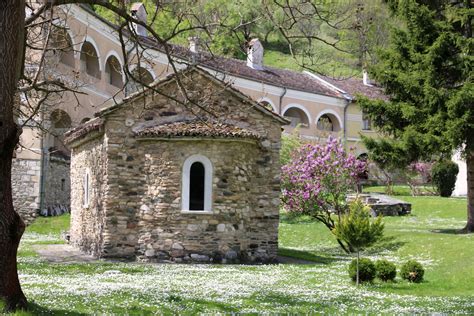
[83,169,90,207]
[50,26,75,67]
[61,178,66,191]
[105,55,123,88]
[125,66,154,95]
[182,155,213,212]
[282,107,310,128]
[362,111,372,130]
[80,41,101,79]
[317,114,334,131]
[316,112,342,132]
[189,162,205,210]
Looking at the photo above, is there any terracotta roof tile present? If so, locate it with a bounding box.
[319,75,388,100]
[134,120,261,140]
[136,36,343,98]
[64,118,104,144]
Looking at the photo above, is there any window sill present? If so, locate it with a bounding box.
[180,210,213,215]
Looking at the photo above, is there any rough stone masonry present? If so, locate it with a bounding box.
[66,68,287,263]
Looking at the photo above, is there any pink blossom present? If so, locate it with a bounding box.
[281,136,366,215]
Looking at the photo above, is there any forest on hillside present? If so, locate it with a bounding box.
[92,0,397,77]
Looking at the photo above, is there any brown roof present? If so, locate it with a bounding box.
[64,118,104,145]
[98,67,289,125]
[136,36,343,98]
[318,75,387,101]
[134,120,261,140]
[79,5,385,101]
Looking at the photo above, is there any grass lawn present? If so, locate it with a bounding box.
[13,196,474,315]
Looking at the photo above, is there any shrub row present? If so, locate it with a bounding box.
[349,258,424,283]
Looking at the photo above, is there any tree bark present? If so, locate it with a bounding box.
[461,150,474,233]
[0,0,28,311]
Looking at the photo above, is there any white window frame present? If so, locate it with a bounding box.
[83,168,90,208]
[181,154,213,213]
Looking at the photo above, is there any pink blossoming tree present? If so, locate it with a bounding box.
[281,137,366,253]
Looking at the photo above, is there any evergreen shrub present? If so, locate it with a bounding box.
[348,258,376,283]
[375,259,397,282]
[400,260,424,283]
[431,160,459,197]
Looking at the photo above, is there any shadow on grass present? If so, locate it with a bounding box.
[365,236,407,255]
[278,248,347,264]
[18,302,88,316]
[430,228,464,235]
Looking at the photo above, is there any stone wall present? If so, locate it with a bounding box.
[69,70,282,262]
[132,140,279,263]
[43,154,71,213]
[11,158,41,224]
[69,135,108,256]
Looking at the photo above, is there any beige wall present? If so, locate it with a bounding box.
[49,4,373,150]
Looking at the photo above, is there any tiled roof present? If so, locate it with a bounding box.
[134,120,261,140]
[64,118,104,144]
[79,5,386,101]
[318,75,388,101]
[136,36,343,98]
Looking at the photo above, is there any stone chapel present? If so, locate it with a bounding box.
[64,67,287,263]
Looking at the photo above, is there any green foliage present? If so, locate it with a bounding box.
[375,259,397,282]
[401,260,425,283]
[348,258,376,283]
[280,132,302,166]
[431,160,459,197]
[359,0,473,162]
[333,199,384,253]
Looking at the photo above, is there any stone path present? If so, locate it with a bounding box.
[33,244,316,265]
[33,244,99,263]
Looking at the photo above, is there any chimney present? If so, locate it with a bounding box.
[131,3,147,36]
[363,69,372,86]
[247,38,264,70]
[188,36,199,53]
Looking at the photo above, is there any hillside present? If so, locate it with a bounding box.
[91,1,392,79]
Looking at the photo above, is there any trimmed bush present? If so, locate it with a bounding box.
[348,258,376,283]
[431,160,459,197]
[375,259,397,282]
[400,260,424,283]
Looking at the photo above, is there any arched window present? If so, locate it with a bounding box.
[259,101,274,112]
[258,98,276,112]
[105,55,123,88]
[317,114,334,131]
[190,162,205,210]
[80,41,101,78]
[50,109,72,129]
[125,66,154,95]
[182,155,213,212]
[50,26,74,67]
[283,107,310,128]
[316,112,342,132]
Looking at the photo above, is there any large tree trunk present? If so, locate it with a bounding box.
[0,0,28,311]
[461,150,474,233]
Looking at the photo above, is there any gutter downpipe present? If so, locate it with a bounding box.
[279,87,287,115]
[39,116,47,213]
